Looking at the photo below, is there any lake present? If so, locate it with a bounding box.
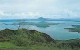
[0,21,80,40]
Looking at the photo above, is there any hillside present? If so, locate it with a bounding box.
[0,29,80,50]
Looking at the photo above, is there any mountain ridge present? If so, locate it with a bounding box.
[0,17,80,22]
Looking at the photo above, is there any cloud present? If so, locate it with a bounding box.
[0,9,79,19]
[28,12,40,16]
[63,8,78,18]
[35,0,57,3]
[0,0,80,19]
[0,10,42,19]
[0,10,4,15]
[0,10,12,16]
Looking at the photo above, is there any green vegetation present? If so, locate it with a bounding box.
[0,29,80,50]
[0,42,17,48]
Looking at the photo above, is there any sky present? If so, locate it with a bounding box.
[0,0,80,19]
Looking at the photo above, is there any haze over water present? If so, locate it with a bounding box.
[0,21,80,40]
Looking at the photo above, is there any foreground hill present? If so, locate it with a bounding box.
[0,29,80,50]
[0,29,54,44]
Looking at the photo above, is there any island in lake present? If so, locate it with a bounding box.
[65,25,80,33]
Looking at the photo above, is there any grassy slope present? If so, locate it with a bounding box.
[0,29,55,50]
[0,29,80,50]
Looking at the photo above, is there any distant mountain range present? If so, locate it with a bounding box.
[0,17,80,22]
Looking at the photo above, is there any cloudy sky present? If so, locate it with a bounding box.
[0,0,80,19]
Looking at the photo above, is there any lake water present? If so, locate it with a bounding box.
[0,21,80,40]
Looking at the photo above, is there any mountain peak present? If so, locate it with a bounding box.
[38,17,46,19]
[38,17,46,21]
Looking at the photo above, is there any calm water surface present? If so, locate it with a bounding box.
[0,21,80,40]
